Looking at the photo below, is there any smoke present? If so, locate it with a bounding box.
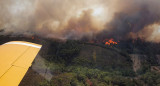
[0,0,110,39]
[97,0,160,42]
[0,0,160,42]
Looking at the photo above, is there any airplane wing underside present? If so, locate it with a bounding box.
[0,41,42,86]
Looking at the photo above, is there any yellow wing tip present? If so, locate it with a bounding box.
[4,41,42,49]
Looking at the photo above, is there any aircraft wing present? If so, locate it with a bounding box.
[0,41,42,86]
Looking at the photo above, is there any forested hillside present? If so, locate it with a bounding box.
[0,35,160,86]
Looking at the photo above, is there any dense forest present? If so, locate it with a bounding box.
[0,35,160,86]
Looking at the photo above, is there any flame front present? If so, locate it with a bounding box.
[105,39,118,45]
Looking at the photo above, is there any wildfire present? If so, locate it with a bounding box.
[105,38,118,45]
[32,36,35,40]
[30,36,40,40]
[88,38,119,46]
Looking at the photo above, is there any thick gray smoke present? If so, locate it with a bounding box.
[97,0,160,42]
[0,0,109,39]
[0,0,160,42]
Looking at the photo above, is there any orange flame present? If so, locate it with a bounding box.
[105,38,118,45]
[32,36,35,40]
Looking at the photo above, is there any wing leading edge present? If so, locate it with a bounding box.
[0,41,42,86]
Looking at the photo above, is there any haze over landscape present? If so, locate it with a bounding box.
[0,0,160,42]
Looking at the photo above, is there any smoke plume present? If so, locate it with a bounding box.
[98,0,160,42]
[0,0,160,42]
